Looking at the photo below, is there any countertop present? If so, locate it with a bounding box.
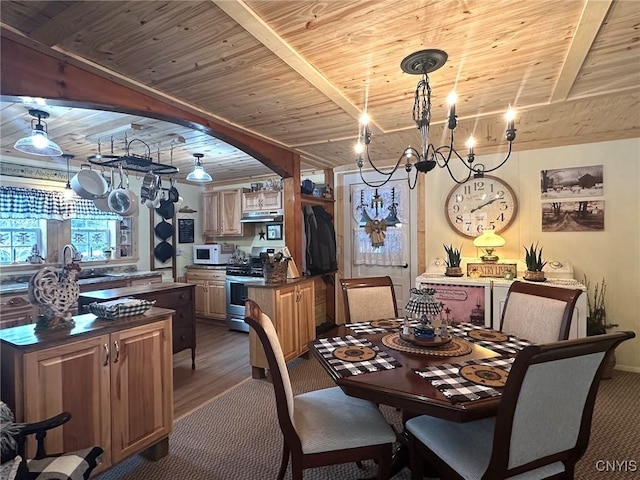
[78,282,193,302]
[184,264,228,270]
[0,271,162,295]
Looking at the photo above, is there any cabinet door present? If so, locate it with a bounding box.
[220,189,243,236]
[23,335,112,468]
[110,320,173,463]
[242,191,263,212]
[274,286,299,362]
[202,191,220,235]
[261,190,282,210]
[296,281,316,354]
[191,281,209,317]
[208,282,227,318]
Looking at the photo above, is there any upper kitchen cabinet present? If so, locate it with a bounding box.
[242,190,282,213]
[202,188,246,240]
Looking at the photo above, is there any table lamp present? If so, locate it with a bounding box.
[473,229,505,263]
[405,288,443,320]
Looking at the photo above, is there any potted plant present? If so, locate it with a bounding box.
[584,275,618,378]
[443,244,463,277]
[523,242,547,281]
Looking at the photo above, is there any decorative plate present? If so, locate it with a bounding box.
[370,319,402,329]
[400,331,452,348]
[459,365,509,388]
[468,330,509,342]
[332,345,377,362]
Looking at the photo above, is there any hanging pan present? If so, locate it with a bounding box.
[93,168,113,212]
[108,166,138,217]
[154,219,174,240]
[72,164,108,199]
[154,241,175,263]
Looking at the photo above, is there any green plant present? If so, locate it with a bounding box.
[443,244,462,268]
[583,275,618,336]
[523,242,547,271]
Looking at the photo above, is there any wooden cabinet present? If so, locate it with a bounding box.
[242,190,282,213]
[247,278,315,378]
[0,310,174,473]
[185,269,226,322]
[203,188,244,239]
[129,275,163,287]
[0,293,37,329]
[78,283,196,368]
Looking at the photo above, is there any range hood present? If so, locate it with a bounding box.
[240,210,284,223]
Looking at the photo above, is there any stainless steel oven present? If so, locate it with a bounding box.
[225,264,264,332]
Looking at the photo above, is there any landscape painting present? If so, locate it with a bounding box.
[542,200,605,232]
[540,165,603,199]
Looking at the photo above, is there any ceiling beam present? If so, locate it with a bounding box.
[0,33,297,179]
[212,0,383,133]
[550,0,613,103]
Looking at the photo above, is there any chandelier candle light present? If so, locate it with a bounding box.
[355,49,516,189]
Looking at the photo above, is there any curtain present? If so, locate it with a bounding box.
[0,186,120,220]
[352,183,408,266]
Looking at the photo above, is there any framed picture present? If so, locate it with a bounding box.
[266,223,283,240]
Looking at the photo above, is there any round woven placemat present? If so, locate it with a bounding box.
[382,333,472,357]
[370,319,402,329]
[468,330,509,342]
[459,364,509,388]
[332,345,377,362]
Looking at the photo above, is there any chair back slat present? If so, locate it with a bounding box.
[500,281,583,342]
[340,276,398,323]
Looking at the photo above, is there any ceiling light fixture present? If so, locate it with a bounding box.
[186,153,212,182]
[355,49,516,189]
[62,153,75,200]
[14,109,63,157]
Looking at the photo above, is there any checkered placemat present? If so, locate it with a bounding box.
[312,335,402,377]
[414,356,515,403]
[345,319,419,335]
[449,323,531,355]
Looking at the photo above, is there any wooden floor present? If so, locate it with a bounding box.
[172,320,251,419]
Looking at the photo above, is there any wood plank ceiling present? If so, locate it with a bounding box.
[0,0,638,184]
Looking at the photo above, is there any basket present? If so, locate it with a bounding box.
[88,298,156,320]
[263,260,289,283]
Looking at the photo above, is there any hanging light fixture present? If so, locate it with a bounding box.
[186,153,212,182]
[14,109,63,157]
[62,153,75,200]
[355,49,516,189]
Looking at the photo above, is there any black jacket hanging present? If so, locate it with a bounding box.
[304,205,337,275]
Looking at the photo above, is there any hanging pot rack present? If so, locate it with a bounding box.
[88,138,179,175]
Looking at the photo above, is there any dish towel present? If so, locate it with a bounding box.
[312,335,402,377]
[414,356,515,403]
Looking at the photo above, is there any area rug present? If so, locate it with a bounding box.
[96,359,639,480]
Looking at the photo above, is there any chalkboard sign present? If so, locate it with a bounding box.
[178,219,195,244]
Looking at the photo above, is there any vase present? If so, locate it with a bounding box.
[524,270,546,282]
[445,267,463,277]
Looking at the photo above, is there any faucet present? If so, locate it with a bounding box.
[61,244,81,264]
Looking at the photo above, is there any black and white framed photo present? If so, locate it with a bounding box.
[266,223,283,240]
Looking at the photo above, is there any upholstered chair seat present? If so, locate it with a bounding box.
[340,276,398,323]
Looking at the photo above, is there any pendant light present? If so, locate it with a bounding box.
[62,153,75,200]
[14,109,63,157]
[186,153,212,182]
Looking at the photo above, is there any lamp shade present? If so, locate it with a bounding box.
[186,165,212,182]
[405,288,443,317]
[473,229,505,249]
[13,109,63,157]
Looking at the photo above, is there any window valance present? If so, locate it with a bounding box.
[0,186,120,220]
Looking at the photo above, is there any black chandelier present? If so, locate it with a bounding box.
[355,49,516,189]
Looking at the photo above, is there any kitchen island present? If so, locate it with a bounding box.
[78,282,196,369]
[247,276,315,378]
[0,307,174,474]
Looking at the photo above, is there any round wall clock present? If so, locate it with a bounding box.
[444,175,518,238]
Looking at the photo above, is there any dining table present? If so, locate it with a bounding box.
[309,319,533,476]
[309,319,533,423]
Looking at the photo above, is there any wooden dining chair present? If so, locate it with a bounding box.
[406,330,635,480]
[499,281,583,343]
[244,299,396,480]
[340,276,398,323]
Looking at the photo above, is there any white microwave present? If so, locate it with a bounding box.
[193,244,233,265]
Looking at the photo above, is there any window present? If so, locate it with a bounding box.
[0,218,43,263]
[71,219,116,261]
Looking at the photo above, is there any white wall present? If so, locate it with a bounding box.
[425,138,640,371]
